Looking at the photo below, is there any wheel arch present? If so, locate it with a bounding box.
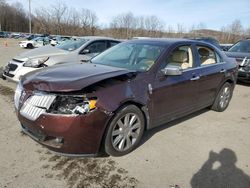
[98,100,149,155]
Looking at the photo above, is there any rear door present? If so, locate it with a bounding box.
[194,45,226,108]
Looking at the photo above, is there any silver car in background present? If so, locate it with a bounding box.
[2,36,120,82]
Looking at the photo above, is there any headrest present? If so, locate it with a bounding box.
[198,48,209,56]
[172,50,188,63]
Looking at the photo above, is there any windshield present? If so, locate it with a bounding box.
[228,41,250,53]
[56,39,88,51]
[91,42,165,72]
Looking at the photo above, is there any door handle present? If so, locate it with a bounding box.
[190,76,200,81]
[220,69,226,73]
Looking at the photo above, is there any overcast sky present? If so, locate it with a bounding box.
[9,0,250,30]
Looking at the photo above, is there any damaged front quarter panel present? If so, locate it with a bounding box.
[84,72,153,127]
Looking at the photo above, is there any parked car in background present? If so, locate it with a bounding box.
[192,37,221,49]
[25,34,43,40]
[2,37,121,82]
[0,31,8,38]
[220,44,233,51]
[50,36,71,46]
[225,39,250,82]
[9,33,21,38]
[14,39,237,156]
[18,36,50,48]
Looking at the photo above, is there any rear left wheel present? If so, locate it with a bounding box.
[104,105,145,156]
[27,43,33,48]
[211,82,233,112]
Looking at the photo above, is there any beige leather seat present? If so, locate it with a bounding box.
[198,48,215,65]
[169,50,190,69]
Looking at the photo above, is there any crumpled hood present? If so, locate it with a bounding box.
[225,51,250,59]
[21,63,135,92]
[14,45,68,61]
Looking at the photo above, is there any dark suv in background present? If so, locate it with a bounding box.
[226,39,250,82]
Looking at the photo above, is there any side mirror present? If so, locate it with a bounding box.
[161,65,183,76]
[81,49,90,54]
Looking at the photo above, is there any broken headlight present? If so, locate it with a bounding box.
[240,57,250,67]
[48,95,97,115]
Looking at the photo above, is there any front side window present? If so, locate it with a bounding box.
[165,45,194,70]
[197,46,217,66]
[91,42,165,72]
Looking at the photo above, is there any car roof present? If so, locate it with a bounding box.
[77,36,119,41]
[238,39,250,42]
[126,38,206,46]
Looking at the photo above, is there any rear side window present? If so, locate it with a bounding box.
[197,46,222,66]
[110,41,120,47]
[86,41,107,53]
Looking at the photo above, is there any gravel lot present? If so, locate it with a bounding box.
[0,39,250,188]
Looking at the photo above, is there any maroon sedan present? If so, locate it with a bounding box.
[14,39,238,156]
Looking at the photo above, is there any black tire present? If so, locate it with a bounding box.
[211,82,233,112]
[27,43,33,49]
[104,105,145,156]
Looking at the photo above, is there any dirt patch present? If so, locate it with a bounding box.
[0,83,14,102]
[38,151,138,188]
[0,84,14,96]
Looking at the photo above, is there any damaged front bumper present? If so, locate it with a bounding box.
[18,109,112,155]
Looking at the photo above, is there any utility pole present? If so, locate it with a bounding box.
[28,0,32,34]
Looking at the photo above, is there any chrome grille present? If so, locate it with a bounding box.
[20,94,56,121]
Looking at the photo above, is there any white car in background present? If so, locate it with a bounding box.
[50,36,71,46]
[2,37,120,82]
[19,37,50,48]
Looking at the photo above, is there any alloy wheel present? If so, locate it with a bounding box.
[219,86,231,109]
[111,113,142,152]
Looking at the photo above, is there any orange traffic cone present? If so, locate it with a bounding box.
[4,41,8,47]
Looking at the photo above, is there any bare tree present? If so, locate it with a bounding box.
[176,23,185,37]
[51,2,68,34]
[80,8,98,35]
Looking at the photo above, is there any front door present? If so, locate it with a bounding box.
[150,44,201,127]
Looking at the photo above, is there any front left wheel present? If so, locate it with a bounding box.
[104,105,145,156]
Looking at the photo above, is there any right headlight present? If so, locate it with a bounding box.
[23,57,49,68]
[48,95,97,115]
